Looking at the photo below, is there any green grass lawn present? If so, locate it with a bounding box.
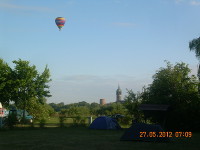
[0,127,199,150]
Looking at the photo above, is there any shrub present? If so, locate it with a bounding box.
[59,115,65,127]
[39,119,46,128]
[4,113,18,129]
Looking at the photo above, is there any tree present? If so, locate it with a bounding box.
[189,37,200,92]
[189,37,200,60]
[35,65,51,103]
[96,105,112,116]
[110,103,126,115]
[90,102,100,116]
[124,90,142,120]
[49,102,64,112]
[11,59,51,119]
[141,61,200,131]
[95,103,126,116]
[65,106,79,117]
[77,101,90,107]
[0,59,12,106]
[26,98,55,121]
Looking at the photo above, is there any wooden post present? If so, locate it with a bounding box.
[88,116,92,124]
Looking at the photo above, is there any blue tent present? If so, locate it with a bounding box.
[89,116,121,130]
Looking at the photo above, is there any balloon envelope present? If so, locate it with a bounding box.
[55,17,66,30]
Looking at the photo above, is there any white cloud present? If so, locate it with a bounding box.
[0,3,53,12]
[174,0,200,6]
[190,0,200,6]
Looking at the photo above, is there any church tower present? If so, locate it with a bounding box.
[116,85,122,102]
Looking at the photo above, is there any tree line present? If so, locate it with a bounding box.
[1,36,200,130]
[1,59,200,130]
[50,61,200,131]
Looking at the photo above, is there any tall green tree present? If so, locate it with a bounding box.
[124,90,142,120]
[141,61,200,131]
[35,65,51,103]
[0,59,12,106]
[12,59,51,118]
[189,37,200,60]
[189,36,200,92]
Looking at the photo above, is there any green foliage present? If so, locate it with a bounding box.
[124,90,142,121]
[189,36,200,92]
[141,61,200,131]
[0,58,53,124]
[57,108,88,127]
[50,101,127,120]
[89,102,100,116]
[26,98,54,121]
[49,101,91,112]
[59,109,66,127]
[189,36,200,60]
[4,113,18,129]
[64,106,90,117]
[118,116,132,127]
[1,59,52,121]
[12,59,51,114]
[0,59,12,106]
[35,66,52,103]
[97,103,126,116]
[11,59,38,107]
[110,103,126,115]
[39,119,46,128]
[49,103,62,112]
[72,116,87,127]
[66,106,79,116]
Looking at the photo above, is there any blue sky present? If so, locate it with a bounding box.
[1,0,200,104]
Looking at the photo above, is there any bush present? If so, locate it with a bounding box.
[4,113,18,129]
[72,116,87,127]
[39,119,46,128]
[118,116,132,127]
[59,115,65,128]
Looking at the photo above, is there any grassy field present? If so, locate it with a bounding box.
[0,127,199,150]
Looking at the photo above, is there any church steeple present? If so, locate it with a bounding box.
[116,84,122,102]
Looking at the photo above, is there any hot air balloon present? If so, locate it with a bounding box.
[55,17,66,31]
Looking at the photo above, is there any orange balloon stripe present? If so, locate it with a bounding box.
[56,18,65,20]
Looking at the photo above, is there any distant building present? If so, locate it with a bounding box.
[116,85,125,103]
[100,99,106,105]
[116,85,122,102]
[99,85,124,106]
